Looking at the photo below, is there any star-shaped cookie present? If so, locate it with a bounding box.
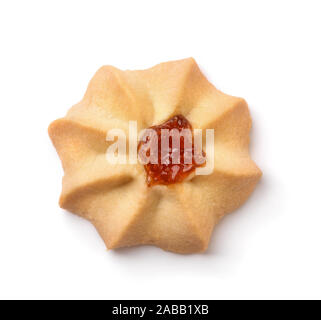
[49,58,262,254]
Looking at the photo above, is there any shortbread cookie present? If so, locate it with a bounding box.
[49,58,262,254]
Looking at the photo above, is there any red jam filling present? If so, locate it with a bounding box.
[138,115,205,186]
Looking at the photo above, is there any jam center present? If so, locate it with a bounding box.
[138,115,205,186]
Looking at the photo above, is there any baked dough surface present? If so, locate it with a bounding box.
[49,58,262,254]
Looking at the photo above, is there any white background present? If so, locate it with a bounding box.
[0,0,320,300]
